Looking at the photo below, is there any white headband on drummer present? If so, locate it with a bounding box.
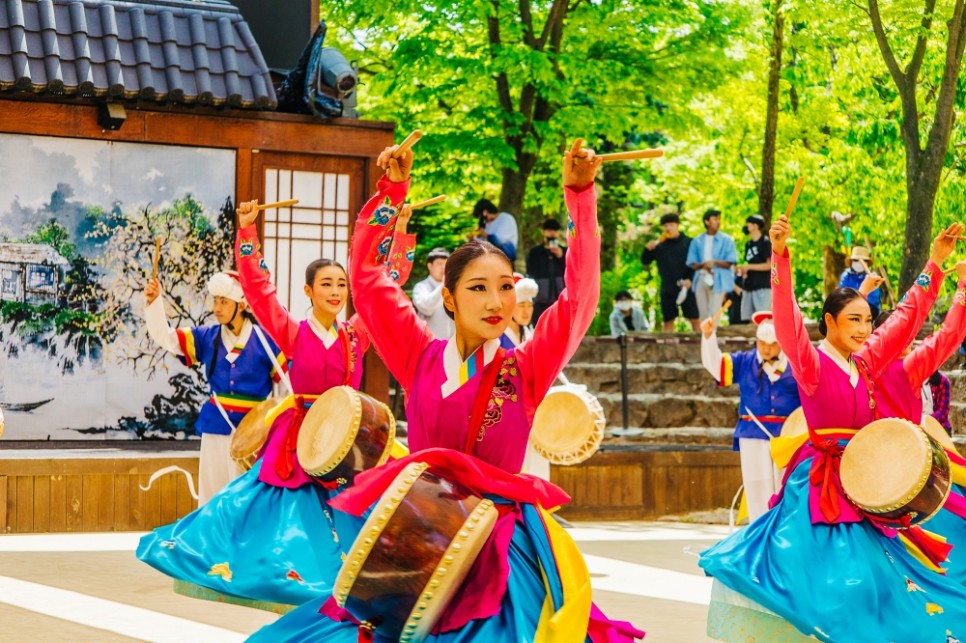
[752,311,777,344]
[207,271,245,303]
[513,274,539,304]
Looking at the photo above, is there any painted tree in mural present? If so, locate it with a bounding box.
[90,194,234,437]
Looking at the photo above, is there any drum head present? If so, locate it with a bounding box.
[230,396,284,461]
[780,407,806,439]
[920,415,958,454]
[840,418,930,511]
[297,386,360,475]
[530,386,604,466]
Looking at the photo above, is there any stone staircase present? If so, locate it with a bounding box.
[564,325,966,451]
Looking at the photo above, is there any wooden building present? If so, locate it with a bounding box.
[0,0,395,532]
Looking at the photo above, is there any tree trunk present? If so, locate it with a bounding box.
[758,0,784,223]
[900,173,940,292]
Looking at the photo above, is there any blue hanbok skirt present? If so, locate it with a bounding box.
[699,455,966,642]
[137,460,352,608]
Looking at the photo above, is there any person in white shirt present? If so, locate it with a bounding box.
[411,247,455,339]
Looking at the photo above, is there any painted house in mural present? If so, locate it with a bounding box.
[0,243,69,305]
[0,0,395,442]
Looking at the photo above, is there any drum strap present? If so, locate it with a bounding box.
[464,348,507,455]
[339,323,354,386]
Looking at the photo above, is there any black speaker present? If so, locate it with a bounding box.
[230,0,315,70]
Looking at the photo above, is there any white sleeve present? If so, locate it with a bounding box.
[145,297,183,355]
[700,331,723,382]
[412,280,444,316]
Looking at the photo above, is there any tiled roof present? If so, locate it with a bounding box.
[0,0,276,109]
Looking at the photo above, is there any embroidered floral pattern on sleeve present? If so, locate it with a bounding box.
[955,286,966,307]
[367,198,397,226]
[239,238,256,256]
[567,217,576,238]
[771,262,780,286]
[916,270,933,290]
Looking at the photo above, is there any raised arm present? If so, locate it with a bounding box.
[348,154,434,390]
[769,216,821,396]
[234,221,300,356]
[516,141,602,417]
[903,263,966,388]
[700,322,730,385]
[143,278,182,355]
[857,223,963,377]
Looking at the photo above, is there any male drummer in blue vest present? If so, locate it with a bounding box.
[700,311,800,520]
[144,271,287,504]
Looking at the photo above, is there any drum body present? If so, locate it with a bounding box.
[296,386,394,484]
[230,396,284,471]
[334,461,499,642]
[840,418,951,528]
[529,385,605,466]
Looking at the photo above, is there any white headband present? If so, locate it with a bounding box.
[515,277,538,303]
[756,320,777,344]
[207,272,245,303]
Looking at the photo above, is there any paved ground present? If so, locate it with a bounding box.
[0,521,730,642]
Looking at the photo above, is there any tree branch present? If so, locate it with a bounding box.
[906,0,938,82]
[537,0,569,50]
[868,0,906,89]
[487,2,514,116]
[519,0,538,49]
[922,0,966,177]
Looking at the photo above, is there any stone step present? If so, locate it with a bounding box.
[564,362,735,397]
[596,392,739,428]
[602,426,734,447]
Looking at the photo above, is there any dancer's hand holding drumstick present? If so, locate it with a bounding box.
[145,277,161,306]
[378,142,413,183]
[858,272,885,297]
[237,200,261,228]
[563,138,602,188]
[932,222,966,267]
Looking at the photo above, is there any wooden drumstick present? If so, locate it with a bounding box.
[856,257,873,275]
[783,177,805,219]
[392,130,422,158]
[257,199,299,211]
[711,299,732,326]
[152,237,161,279]
[598,149,664,162]
[410,195,446,210]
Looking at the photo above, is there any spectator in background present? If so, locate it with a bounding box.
[928,370,952,434]
[472,198,518,261]
[687,208,737,324]
[738,214,772,319]
[501,274,539,348]
[526,218,567,322]
[412,247,454,339]
[641,213,699,332]
[839,246,881,318]
[609,290,649,335]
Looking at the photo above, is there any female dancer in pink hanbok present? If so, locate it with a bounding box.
[137,202,413,610]
[248,141,644,642]
[700,214,966,642]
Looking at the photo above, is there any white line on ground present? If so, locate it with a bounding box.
[0,532,144,552]
[584,554,713,605]
[0,575,247,643]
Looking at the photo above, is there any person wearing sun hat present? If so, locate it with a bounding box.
[700,309,800,520]
[839,245,881,317]
[143,270,288,503]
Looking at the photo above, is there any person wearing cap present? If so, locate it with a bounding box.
[641,212,700,331]
[686,208,738,324]
[412,246,455,339]
[609,290,649,335]
[526,218,567,322]
[737,214,773,320]
[143,272,287,504]
[700,310,800,520]
[839,246,881,317]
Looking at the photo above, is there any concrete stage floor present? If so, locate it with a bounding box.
[0,521,729,642]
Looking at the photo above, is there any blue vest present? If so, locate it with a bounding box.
[178,325,283,436]
[722,350,800,450]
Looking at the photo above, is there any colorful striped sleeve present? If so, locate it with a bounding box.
[175,328,199,366]
[719,353,734,387]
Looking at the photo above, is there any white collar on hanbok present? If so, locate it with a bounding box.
[817,339,858,388]
[440,337,503,399]
[307,314,340,349]
[220,319,253,363]
[756,351,788,383]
